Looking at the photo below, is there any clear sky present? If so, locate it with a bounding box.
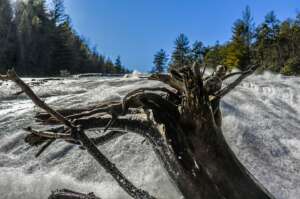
[63,0,299,72]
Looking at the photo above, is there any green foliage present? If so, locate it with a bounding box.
[202,6,254,71]
[222,43,244,70]
[226,6,254,70]
[191,41,205,64]
[114,56,128,73]
[204,43,224,69]
[0,0,128,76]
[281,57,300,75]
[170,33,191,70]
[114,56,122,71]
[50,0,67,25]
[203,7,300,75]
[254,11,300,75]
[152,49,168,73]
[0,0,17,73]
[162,6,300,76]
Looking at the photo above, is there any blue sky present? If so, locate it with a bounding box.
[63,0,299,72]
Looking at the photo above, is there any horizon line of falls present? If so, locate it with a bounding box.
[0,72,299,199]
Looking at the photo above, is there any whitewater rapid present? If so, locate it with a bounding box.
[0,73,299,199]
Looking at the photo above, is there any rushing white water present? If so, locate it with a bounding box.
[0,72,299,199]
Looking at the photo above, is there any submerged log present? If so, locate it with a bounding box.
[0,66,276,199]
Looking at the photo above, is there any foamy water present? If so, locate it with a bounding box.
[0,73,299,199]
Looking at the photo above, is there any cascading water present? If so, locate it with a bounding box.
[0,73,299,199]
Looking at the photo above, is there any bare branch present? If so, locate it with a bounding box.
[74,127,156,199]
[36,107,97,121]
[35,139,55,157]
[148,73,184,92]
[222,71,244,80]
[24,127,73,140]
[1,69,73,127]
[67,102,122,120]
[192,62,202,78]
[1,69,157,199]
[49,189,101,199]
[215,65,258,98]
[102,115,117,133]
[0,74,10,81]
[201,64,207,78]
[122,87,176,113]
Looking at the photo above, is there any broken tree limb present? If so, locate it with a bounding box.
[73,126,156,199]
[24,127,73,140]
[2,69,72,127]
[70,114,227,198]
[215,65,258,99]
[35,108,96,121]
[0,69,157,199]
[148,73,184,92]
[48,189,101,199]
[122,87,177,112]
[35,139,55,157]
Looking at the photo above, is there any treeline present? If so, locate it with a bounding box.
[0,0,129,76]
[152,6,300,75]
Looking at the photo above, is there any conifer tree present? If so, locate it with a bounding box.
[0,0,16,73]
[152,49,168,73]
[114,56,123,73]
[170,33,191,70]
[191,40,205,64]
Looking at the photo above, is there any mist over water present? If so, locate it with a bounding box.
[0,73,299,199]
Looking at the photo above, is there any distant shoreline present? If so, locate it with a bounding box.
[16,73,129,78]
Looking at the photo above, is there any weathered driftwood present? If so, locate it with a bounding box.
[0,66,276,199]
[48,189,101,199]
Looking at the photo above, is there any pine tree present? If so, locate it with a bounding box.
[264,11,280,39]
[50,17,76,74]
[170,33,191,70]
[152,49,168,73]
[191,40,205,64]
[14,0,52,75]
[0,0,128,76]
[50,0,67,25]
[254,11,281,71]
[104,58,114,74]
[242,6,255,49]
[114,56,123,73]
[225,6,254,70]
[0,0,16,73]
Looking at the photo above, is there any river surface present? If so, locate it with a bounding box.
[0,72,299,199]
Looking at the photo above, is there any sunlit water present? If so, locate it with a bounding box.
[0,72,299,199]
